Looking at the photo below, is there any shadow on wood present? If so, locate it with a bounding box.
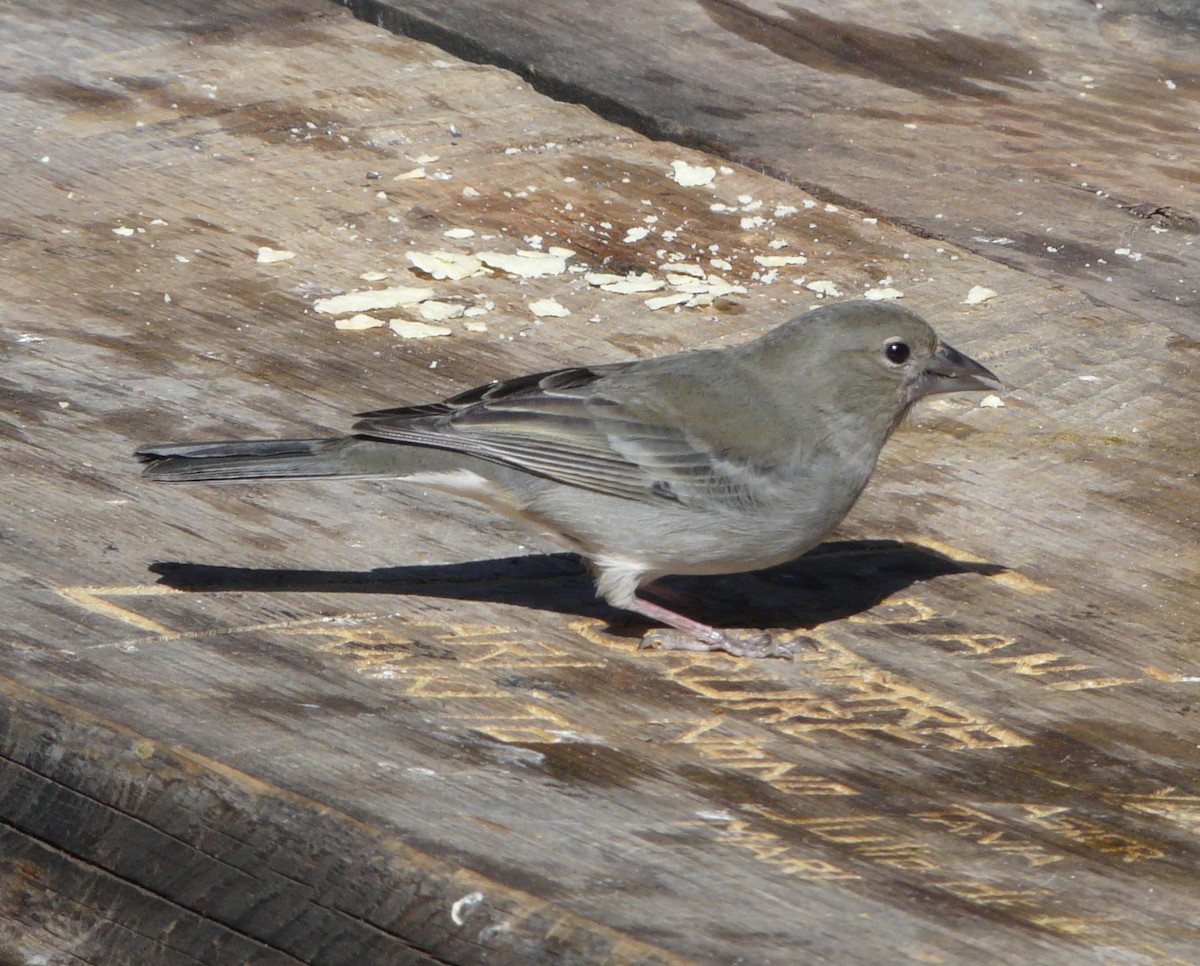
[148,539,1005,635]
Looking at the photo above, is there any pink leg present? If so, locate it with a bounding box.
[622,594,729,646]
[624,593,794,660]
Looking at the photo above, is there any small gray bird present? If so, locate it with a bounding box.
[137,300,1000,658]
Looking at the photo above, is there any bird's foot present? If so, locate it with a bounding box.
[619,590,795,659]
[639,628,795,660]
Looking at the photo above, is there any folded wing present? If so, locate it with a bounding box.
[352,364,774,506]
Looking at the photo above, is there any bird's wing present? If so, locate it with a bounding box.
[351,364,774,506]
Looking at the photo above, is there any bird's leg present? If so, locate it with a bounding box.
[592,562,793,659]
[624,593,794,660]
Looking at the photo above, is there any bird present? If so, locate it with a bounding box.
[136,300,1001,658]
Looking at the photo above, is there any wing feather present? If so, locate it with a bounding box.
[351,363,777,506]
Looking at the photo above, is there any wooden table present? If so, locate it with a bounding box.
[2,1,1197,962]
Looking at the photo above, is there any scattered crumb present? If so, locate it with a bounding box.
[863,287,904,301]
[393,167,427,181]
[314,286,434,314]
[256,246,296,264]
[389,319,452,338]
[1078,375,1101,382]
[113,226,135,236]
[407,250,484,280]
[529,298,570,318]
[805,280,843,297]
[623,226,651,243]
[709,258,733,271]
[668,274,746,299]
[645,293,691,311]
[964,285,998,305]
[443,227,476,239]
[754,254,808,267]
[584,272,623,286]
[478,249,570,277]
[335,313,385,331]
[979,394,1005,408]
[592,272,664,294]
[418,301,465,322]
[669,159,716,187]
[463,320,488,332]
[359,271,389,282]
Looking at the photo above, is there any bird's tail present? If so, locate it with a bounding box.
[135,436,393,482]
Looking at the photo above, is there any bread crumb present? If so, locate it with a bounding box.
[669,160,716,187]
[314,286,434,314]
[256,246,296,264]
[863,287,904,301]
[529,298,570,318]
[805,280,843,297]
[389,319,453,338]
[964,285,998,305]
[335,314,385,331]
[418,301,465,322]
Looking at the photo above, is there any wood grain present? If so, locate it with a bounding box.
[1,0,1198,963]
[347,0,1200,339]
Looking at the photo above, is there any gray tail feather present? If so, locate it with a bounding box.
[135,437,362,482]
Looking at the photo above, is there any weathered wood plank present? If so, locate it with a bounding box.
[1,0,1198,963]
[0,681,677,965]
[346,0,1200,338]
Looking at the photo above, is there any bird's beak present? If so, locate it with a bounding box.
[913,342,1004,399]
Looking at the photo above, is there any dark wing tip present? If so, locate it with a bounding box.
[353,365,610,421]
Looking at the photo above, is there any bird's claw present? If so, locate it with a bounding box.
[639,629,795,660]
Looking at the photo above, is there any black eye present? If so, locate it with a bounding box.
[885,340,910,364]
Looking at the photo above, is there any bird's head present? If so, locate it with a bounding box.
[748,300,1003,452]
[763,300,1000,404]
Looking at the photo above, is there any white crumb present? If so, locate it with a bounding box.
[389,319,453,339]
[256,246,296,264]
[964,285,998,305]
[529,298,570,318]
[314,286,434,314]
[334,313,385,331]
[669,160,716,187]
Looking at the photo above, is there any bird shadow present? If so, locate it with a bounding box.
[149,539,1006,638]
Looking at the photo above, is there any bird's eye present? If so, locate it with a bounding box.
[884,340,910,365]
